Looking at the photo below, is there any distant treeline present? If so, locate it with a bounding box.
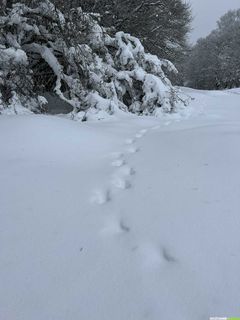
[184,9,240,90]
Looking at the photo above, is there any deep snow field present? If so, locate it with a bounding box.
[1,88,240,320]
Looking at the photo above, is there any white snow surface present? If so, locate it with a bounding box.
[0,88,240,320]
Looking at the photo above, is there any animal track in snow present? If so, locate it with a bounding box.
[137,243,178,270]
[161,246,177,263]
[92,128,146,205]
[125,138,135,145]
[135,132,144,138]
[119,219,131,233]
[101,217,130,236]
[111,175,131,190]
[91,189,111,205]
[110,152,124,159]
[127,146,139,154]
[118,165,135,176]
[138,243,163,270]
[135,128,150,139]
[101,217,123,236]
[111,158,126,167]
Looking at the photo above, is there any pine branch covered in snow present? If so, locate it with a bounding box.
[0,0,187,119]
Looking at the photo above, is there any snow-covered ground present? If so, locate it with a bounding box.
[1,88,240,320]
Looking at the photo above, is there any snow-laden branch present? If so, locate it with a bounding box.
[0,0,188,118]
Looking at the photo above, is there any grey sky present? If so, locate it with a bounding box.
[189,0,240,43]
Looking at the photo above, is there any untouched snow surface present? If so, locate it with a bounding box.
[1,88,240,320]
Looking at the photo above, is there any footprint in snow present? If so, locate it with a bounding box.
[138,243,163,270]
[138,243,177,270]
[135,129,148,138]
[161,246,177,263]
[135,132,144,138]
[118,165,135,176]
[111,158,126,167]
[110,151,124,159]
[101,217,123,236]
[125,138,135,145]
[101,217,130,236]
[119,219,131,232]
[111,175,131,190]
[91,189,111,205]
[127,146,140,154]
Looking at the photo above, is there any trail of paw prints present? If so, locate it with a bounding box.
[91,125,180,291]
[110,150,133,190]
[135,129,148,139]
[152,117,184,133]
[108,128,150,195]
[90,127,150,206]
[150,120,174,132]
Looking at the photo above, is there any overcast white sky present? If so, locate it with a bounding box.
[189,0,240,43]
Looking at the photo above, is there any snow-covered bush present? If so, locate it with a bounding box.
[0,0,187,118]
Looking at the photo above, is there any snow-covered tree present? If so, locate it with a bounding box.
[76,0,192,64]
[0,0,187,118]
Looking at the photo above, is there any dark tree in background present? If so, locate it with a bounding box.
[64,0,192,64]
[0,0,13,12]
[184,9,240,90]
